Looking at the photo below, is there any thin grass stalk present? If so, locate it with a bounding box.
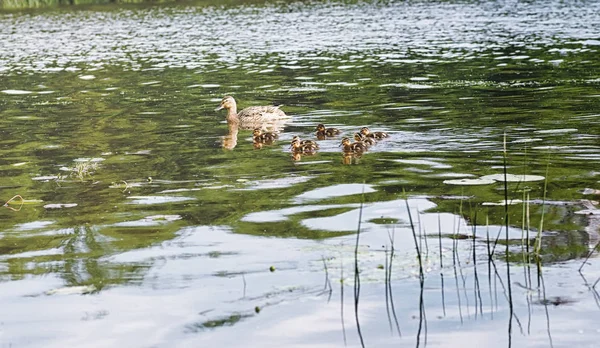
[526,192,531,259]
[386,228,402,337]
[455,214,471,319]
[472,213,483,317]
[578,272,600,309]
[593,277,600,289]
[417,270,428,348]
[535,159,551,256]
[354,198,365,348]
[537,259,554,348]
[405,198,426,346]
[485,215,494,319]
[522,189,532,334]
[503,132,514,348]
[521,188,527,263]
[521,145,533,335]
[322,256,332,301]
[452,214,464,324]
[578,240,600,272]
[242,273,247,298]
[340,249,347,346]
[384,246,393,334]
[438,213,446,317]
[490,258,525,335]
[416,205,429,258]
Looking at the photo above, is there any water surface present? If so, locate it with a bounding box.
[1,0,600,347]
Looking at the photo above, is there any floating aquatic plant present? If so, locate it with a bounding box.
[71,160,100,181]
[444,173,545,186]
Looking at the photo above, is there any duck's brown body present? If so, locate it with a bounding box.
[253,128,278,143]
[354,132,376,146]
[216,96,288,129]
[360,127,388,139]
[316,124,340,138]
[292,136,319,149]
[291,137,319,154]
[341,137,367,153]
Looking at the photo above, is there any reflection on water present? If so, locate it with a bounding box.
[1,0,600,346]
[222,122,239,150]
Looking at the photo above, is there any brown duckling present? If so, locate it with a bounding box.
[291,139,319,154]
[315,124,341,137]
[291,136,320,149]
[253,128,278,143]
[360,127,388,139]
[353,132,376,147]
[340,137,368,153]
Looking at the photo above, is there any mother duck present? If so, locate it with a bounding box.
[215,96,288,129]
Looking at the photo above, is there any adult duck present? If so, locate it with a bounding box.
[215,96,288,128]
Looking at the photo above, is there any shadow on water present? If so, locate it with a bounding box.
[1,0,600,346]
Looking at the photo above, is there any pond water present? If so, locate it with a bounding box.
[1,0,600,347]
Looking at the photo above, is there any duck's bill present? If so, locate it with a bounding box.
[215,105,224,111]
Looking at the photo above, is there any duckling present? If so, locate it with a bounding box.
[253,128,278,143]
[340,137,368,153]
[291,136,320,149]
[216,96,288,125]
[353,132,376,147]
[315,124,341,137]
[360,127,388,139]
[290,139,319,154]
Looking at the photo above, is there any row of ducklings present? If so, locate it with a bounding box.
[291,124,388,154]
[252,128,278,144]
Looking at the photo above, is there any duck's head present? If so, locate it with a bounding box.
[252,128,262,137]
[340,137,352,147]
[353,132,365,141]
[316,124,326,132]
[360,127,371,136]
[215,96,236,111]
[290,138,301,149]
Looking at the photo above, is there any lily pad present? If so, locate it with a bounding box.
[126,196,195,205]
[45,285,96,296]
[479,174,545,182]
[482,199,524,206]
[44,203,78,209]
[1,89,33,95]
[32,175,59,181]
[443,178,497,185]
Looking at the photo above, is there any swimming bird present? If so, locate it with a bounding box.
[215,96,288,126]
[290,140,318,154]
[340,137,368,153]
[253,128,278,143]
[353,132,376,147]
[291,136,319,149]
[360,127,388,139]
[315,124,341,138]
